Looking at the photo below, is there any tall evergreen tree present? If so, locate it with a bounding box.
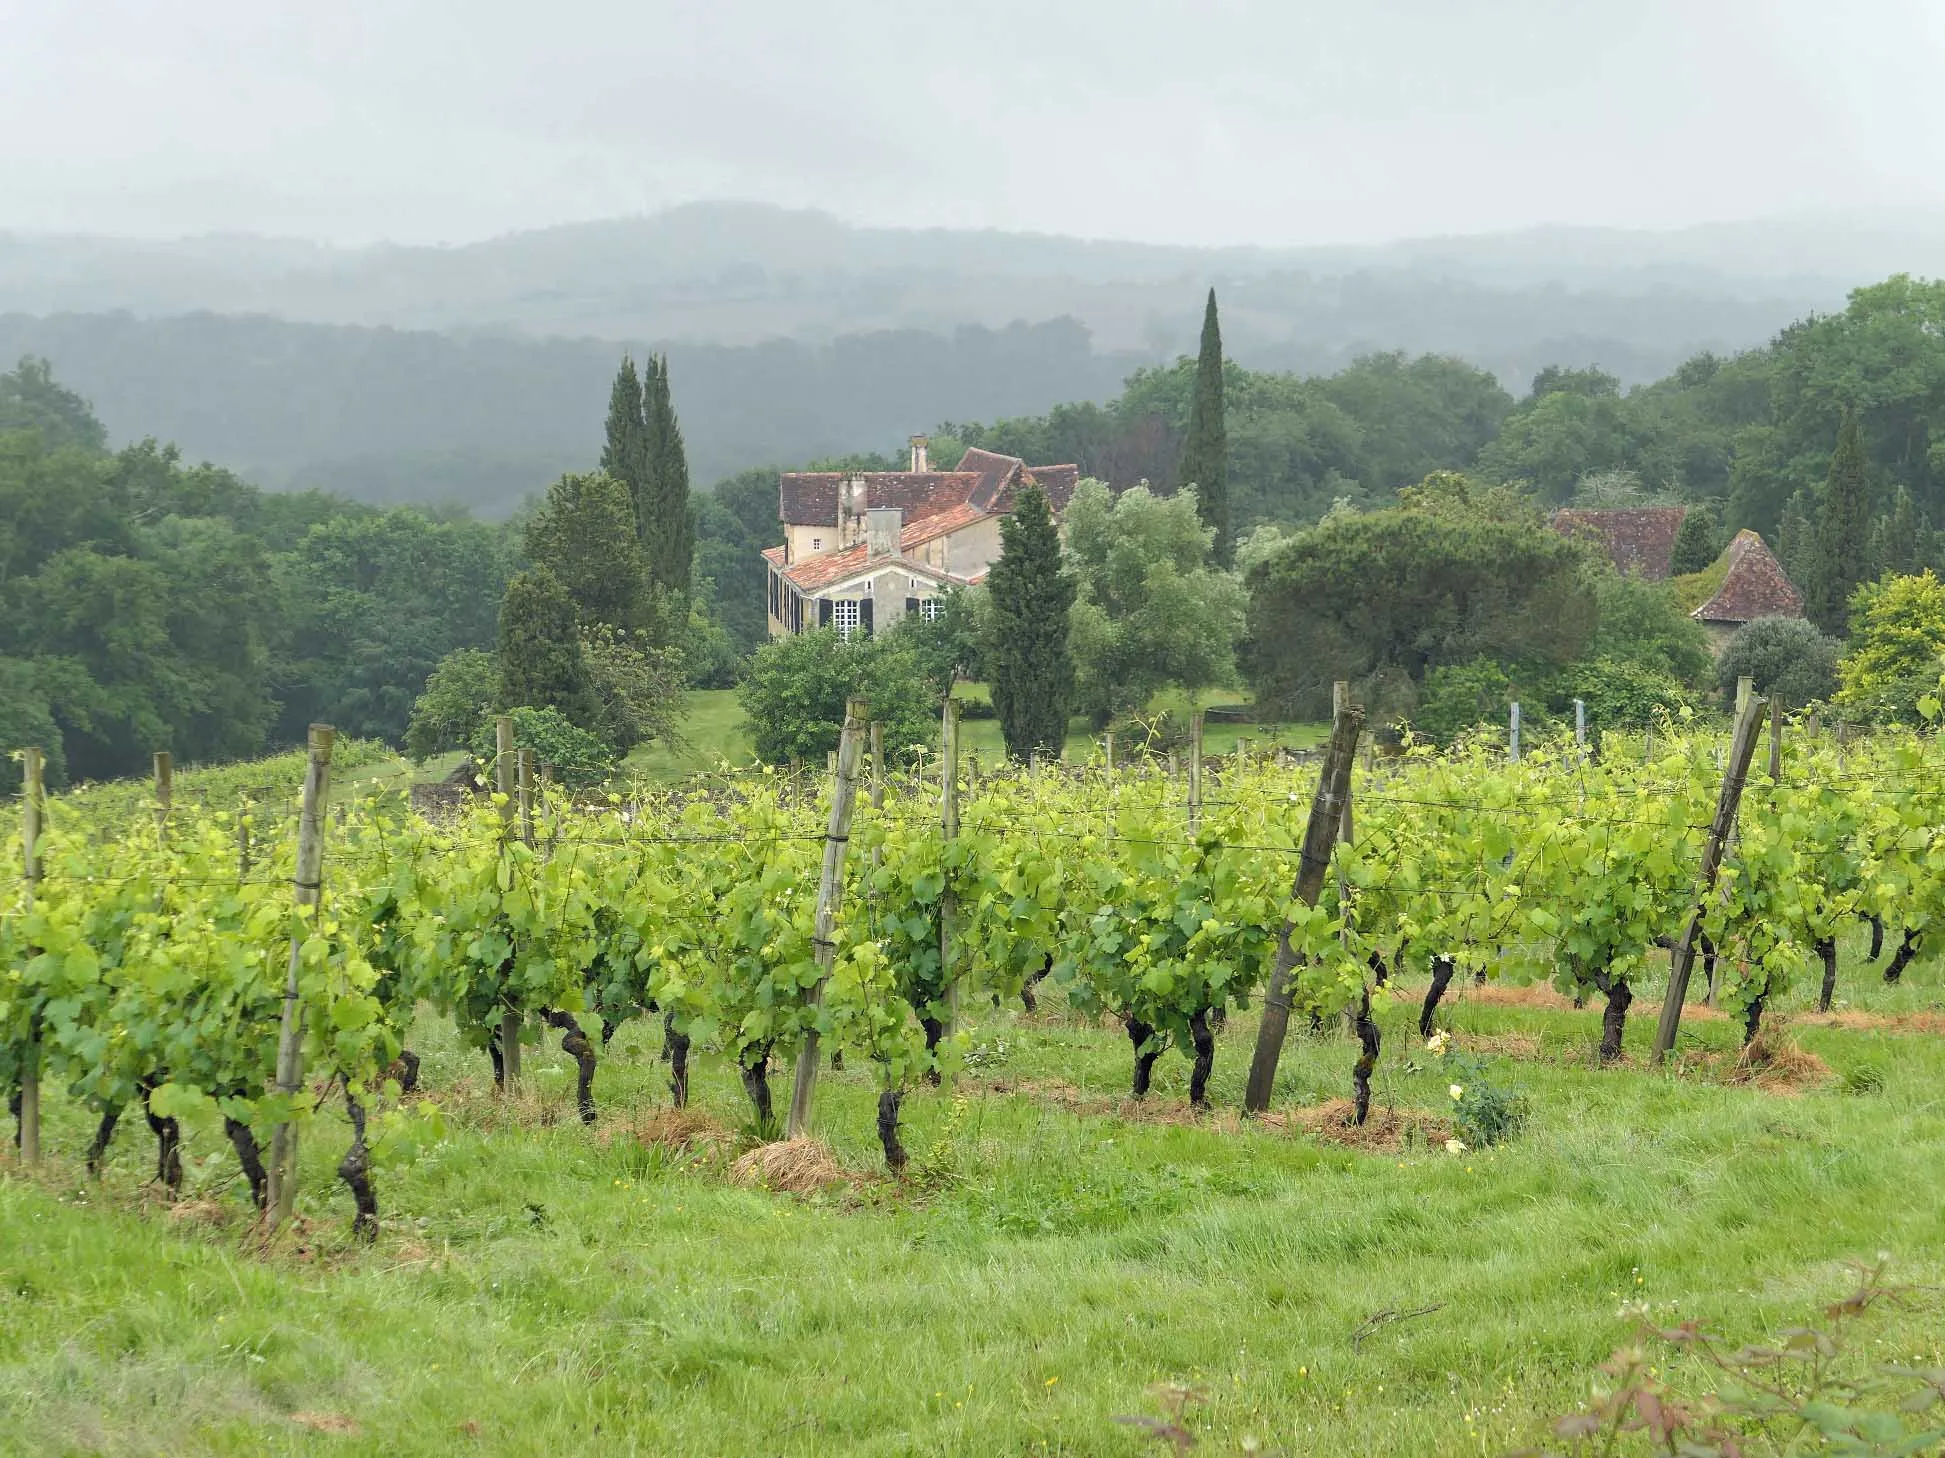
[1177,289,1231,566]
[639,354,696,600]
[986,485,1076,759]
[1867,484,1932,579]
[497,566,599,727]
[1668,504,1721,576]
[600,356,651,534]
[1806,411,1872,633]
[524,470,647,630]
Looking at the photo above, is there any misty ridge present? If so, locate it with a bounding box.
[3,201,1945,512]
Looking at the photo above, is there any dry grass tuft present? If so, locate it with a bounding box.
[1727,1033,1832,1093]
[1273,1098,1454,1153]
[611,1107,735,1154]
[289,1411,361,1436]
[730,1138,847,1194]
[163,1197,233,1229]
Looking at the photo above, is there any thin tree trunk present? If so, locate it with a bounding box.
[337,1095,377,1241]
[1350,987,1380,1126]
[1590,971,1632,1065]
[664,1009,690,1108]
[1419,955,1455,1039]
[1883,929,1923,984]
[1815,937,1838,1013]
[1127,1018,1162,1098]
[225,1117,269,1211]
[1187,1008,1216,1108]
[741,1051,774,1130]
[86,1105,122,1176]
[876,1088,908,1172]
[542,1010,598,1124]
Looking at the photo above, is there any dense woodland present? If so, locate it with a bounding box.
[6,271,1945,789]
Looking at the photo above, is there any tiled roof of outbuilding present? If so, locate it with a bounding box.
[1551,506,1688,580]
[1691,530,1803,624]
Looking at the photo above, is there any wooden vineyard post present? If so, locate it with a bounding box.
[940,696,962,1034]
[1652,693,1767,1065]
[1103,730,1114,778]
[786,698,868,1139]
[517,748,535,848]
[493,716,522,1089]
[1244,703,1364,1114]
[1509,702,1521,763]
[1187,711,1204,837]
[153,751,173,842]
[869,721,884,810]
[1735,675,1753,721]
[18,747,44,1165]
[1333,682,1354,843]
[267,724,335,1229]
[1574,699,1587,757]
[1768,699,1783,781]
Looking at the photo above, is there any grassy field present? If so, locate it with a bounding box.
[3,926,1942,1457]
[624,687,1328,781]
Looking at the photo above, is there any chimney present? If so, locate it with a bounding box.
[838,473,867,545]
[909,434,929,473]
[866,506,903,558]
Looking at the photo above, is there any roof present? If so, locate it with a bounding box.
[779,471,979,529]
[1691,530,1803,624]
[778,448,1083,527]
[1009,463,1080,515]
[771,507,989,594]
[1550,507,1687,580]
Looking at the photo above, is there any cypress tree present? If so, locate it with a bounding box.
[1807,411,1871,633]
[601,356,652,537]
[524,470,648,630]
[497,566,599,727]
[1668,504,1720,576]
[639,354,696,600]
[1178,289,1231,566]
[986,484,1076,760]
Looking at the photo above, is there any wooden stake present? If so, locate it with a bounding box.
[267,724,334,1228]
[940,696,961,1035]
[869,721,884,811]
[1103,730,1114,776]
[1509,702,1521,763]
[1574,699,1587,755]
[1768,698,1782,782]
[1333,682,1354,843]
[19,747,44,1165]
[786,698,868,1139]
[153,750,173,842]
[495,716,515,826]
[1187,711,1204,837]
[1244,704,1365,1114]
[1735,675,1753,720]
[1652,693,1767,1064]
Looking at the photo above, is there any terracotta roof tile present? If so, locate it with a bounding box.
[1006,463,1081,514]
[1692,530,1803,624]
[778,508,990,593]
[779,471,982,528]
[957,447,1024,512]
[1550,507,1687,580]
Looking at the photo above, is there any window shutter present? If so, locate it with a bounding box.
[905,597,920,615]
[818,599,833,628]
[860,599,875,635]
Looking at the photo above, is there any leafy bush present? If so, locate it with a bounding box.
[1835,570,1945,724]
[1412,659,1515,746]
[1717,615,1841,709]
[738,628,937,765]
[469,705,615,788]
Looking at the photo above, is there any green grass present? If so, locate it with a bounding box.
[621,687,1328,783]
[4,929,1943,1456]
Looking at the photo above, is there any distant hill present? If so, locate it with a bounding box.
[0,311,1138,515]
[0,202,1894,362]
[7,204,1939,512]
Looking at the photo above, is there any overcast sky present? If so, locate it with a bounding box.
[5,0,1942,248]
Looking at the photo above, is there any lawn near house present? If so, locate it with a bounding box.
[624,687,1328,782]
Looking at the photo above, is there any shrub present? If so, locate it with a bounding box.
[1716,615,1841,708]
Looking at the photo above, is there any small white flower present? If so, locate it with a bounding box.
[1449,1083,1464,1101]
[1444,1138,1466,1155]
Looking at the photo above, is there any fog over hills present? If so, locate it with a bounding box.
[3,203,1940,513]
